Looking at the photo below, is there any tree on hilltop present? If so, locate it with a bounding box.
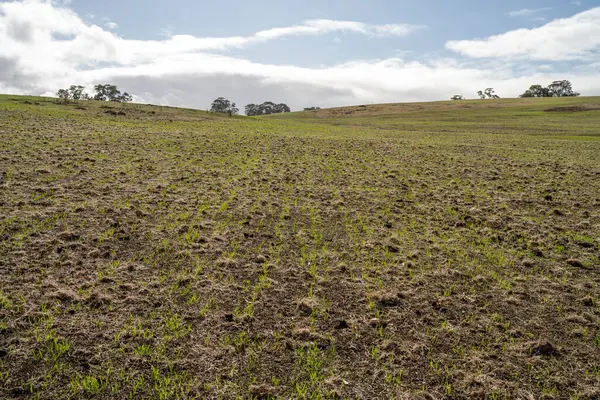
[69,85,89,100]
[477,88,500,99]
[93,84,132,102]
[520,84,550,98]
[520,80,580,98]
[245,101,291,116]
[56,84,132,103]
[245,103,258,116]
[547,80,580,97]
[56,85,90,103]
[56,88,71,103]
[273,103,291,113]
[211,97,239,115]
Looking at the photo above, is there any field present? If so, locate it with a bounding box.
[1,94,599,399]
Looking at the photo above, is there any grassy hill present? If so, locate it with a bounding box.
[1,94,599,399]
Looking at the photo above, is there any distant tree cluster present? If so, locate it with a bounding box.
[450,95,464,100]
[520,80,580,98]
[210,97,239,115]
[209,98,292,116]
[56,84,132,103]
[477,88,500,99]
[245,102,291,116]
[92,84,133,102]
[56,85,89,103]
[303,106,321,111]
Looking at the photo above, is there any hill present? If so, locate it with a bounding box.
[273,96,600,120]
[1,95,599,399]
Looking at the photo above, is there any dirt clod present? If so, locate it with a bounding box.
[334,319,349,329]
[575,240,594,249]
[292,328,331,348]
[567,259,586,268]
[581,296,594,307]
[370,291,402,307]
[58,231,80,241]
[249,383,277,399]
[86,291,110,308]
[531,342,560,357]
[51,289,80,302]
[297,297,319,315]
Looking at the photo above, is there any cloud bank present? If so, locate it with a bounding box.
[0,0,599,111]
[447,7,600,60]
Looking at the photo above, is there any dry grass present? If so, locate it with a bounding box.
[1,95,599,399]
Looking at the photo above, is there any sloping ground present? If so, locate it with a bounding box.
[272,97,600,120]
[1,95,599,399]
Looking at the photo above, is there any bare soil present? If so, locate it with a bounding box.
[1,96,599,399]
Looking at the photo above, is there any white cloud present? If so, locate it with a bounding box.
[125,19,424,62]
[61,53,600,110]
[184,19,423,47]
[447,7,600,60]
[104,21,118,30]
[0,0,599,111]
[507,8,552,17]
[159,26,174,38]
[0,1,424,63]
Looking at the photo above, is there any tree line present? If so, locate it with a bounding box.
[519,80,579,98]
[209,97,292,116]
[452,88,500,100]
[451,80,580,101]
[56,84,133,103]
[245,102,290,116]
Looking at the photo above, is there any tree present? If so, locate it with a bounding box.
[210,97,238,115]
[520,84,550,98]
[56,88,71,103]
[57,84,130,104]
[120,93,133,103]
[245,103,259,116]
[520,91,534,98]
[273,103,291,113]
[68,85,88,100]
[258,101,276,115]
[450,95,464,100]
[485,88,500,99]
[303,106,321,111]
[520,80,580,98]
[245,102,291,116]
[94,84,117,101]
[547,80,580,97]
[56,85,90,103]
[93,84,132,102]
[478,88,499,99]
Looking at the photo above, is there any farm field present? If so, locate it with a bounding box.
[1,94,600,399]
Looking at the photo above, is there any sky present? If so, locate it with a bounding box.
[1,0,600,112]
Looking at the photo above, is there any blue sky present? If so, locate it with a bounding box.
[1,0,600,110]
[72,0,591,65]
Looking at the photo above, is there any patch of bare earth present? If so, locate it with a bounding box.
[0,96,599,399]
